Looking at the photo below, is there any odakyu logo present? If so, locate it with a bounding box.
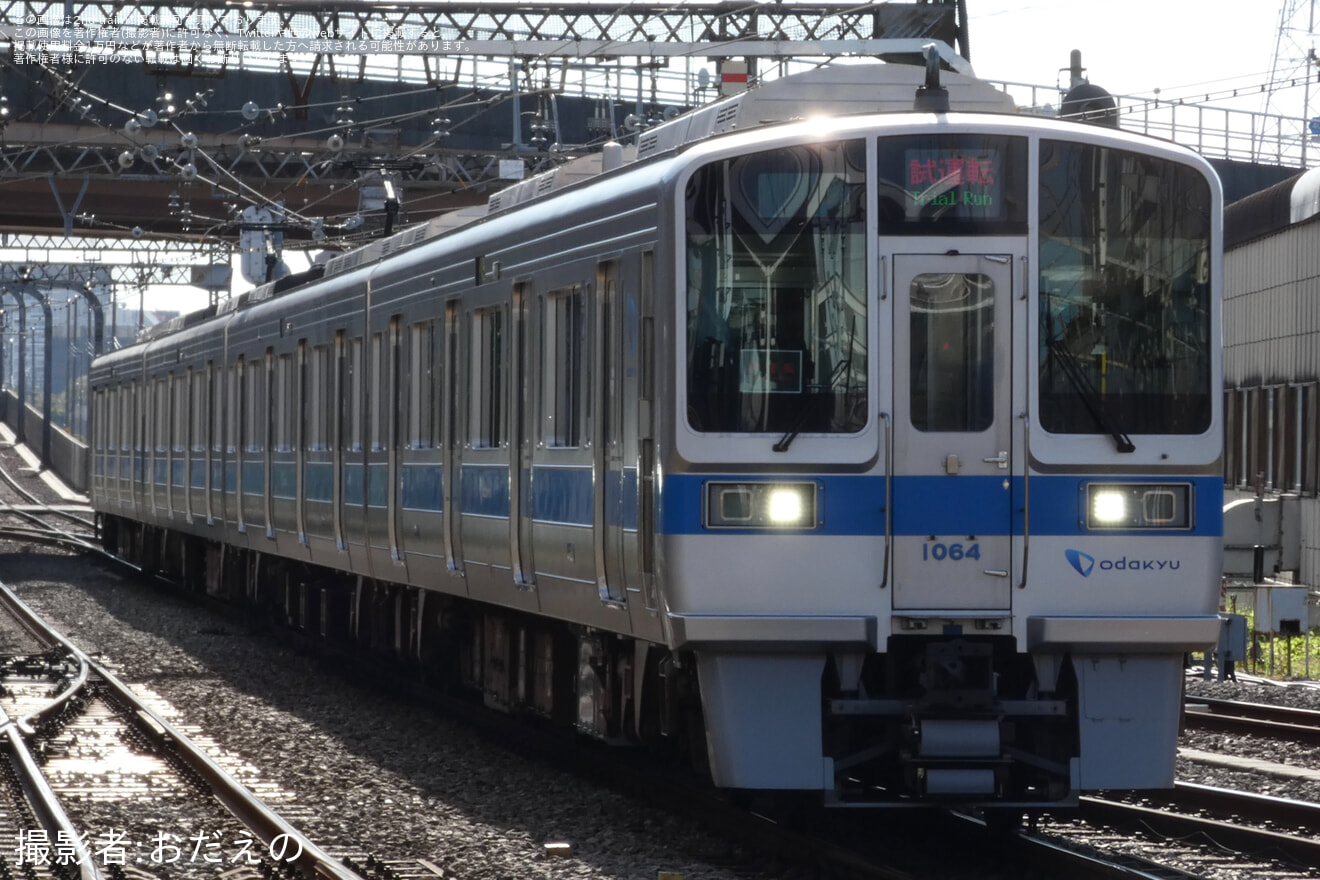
[1065,549,1181,577]
[1065,549,1095,577]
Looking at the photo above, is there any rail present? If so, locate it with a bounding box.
[0,582,368,880]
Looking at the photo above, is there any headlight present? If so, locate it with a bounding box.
[1084,483,1192,530]
[705,481,819,529]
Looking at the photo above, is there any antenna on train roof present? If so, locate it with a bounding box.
[913,43,951,113]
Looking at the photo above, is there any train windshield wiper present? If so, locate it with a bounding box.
[774,321,857,453]
[772,390,822,453]
[1044,335,1135,453]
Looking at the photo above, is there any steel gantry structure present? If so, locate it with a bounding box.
[0,0,970,473]
[0,1,968,242]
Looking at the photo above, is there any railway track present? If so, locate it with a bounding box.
[0,577,367,880]
[1075,784,1320,866]
[1185,695,1320,745]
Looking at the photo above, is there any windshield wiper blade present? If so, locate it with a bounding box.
[1045,336,1135,453]
[774,319,857,453]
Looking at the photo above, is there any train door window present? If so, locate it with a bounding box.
[430,319,443,446]
[370,332,386,452]
[174,372,187,457]
[296,342,307,454]
[306,347,320,452]
[94,389,104,455]
[348,337,364,452]
[266,350,276,455]
[274,355,286,452]
[446,305,460,451]
[335,334,347,455]
[130,381,140,481]
[122,383,133,461]
[191,368,206,456]
[388,317,402,452]
[211,365,222,455]
[155,378,168,457]
[308,345,330,451]
[408,322,436,449]
[131,382,140,475]
[227,364,239,455]
[469,306,507,448]
[96,389,105,454]
[245,358,267,454]
[276,354,295,452]
[909,273,995,432]
[542,287,585,447]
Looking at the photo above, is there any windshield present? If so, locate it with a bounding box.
[1038,140,1213,436]
[685,140,867,434]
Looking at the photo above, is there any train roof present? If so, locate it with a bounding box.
[114,58,1191,358]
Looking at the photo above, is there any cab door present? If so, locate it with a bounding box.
[892,252,1016,611]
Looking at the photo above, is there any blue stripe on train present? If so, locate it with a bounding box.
[658,473,1223,537]
[456,465,637,528]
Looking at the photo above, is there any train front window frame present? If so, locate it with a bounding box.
[684,138,869,439]
[1037,140,1213,438]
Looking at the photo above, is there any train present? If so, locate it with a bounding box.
[88,59,1224,808]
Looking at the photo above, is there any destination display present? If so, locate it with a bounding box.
[905,149,1001,214]
[876,134,1027,234]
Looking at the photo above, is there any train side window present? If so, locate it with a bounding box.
[542,287,585,448]
[470,306,507,448]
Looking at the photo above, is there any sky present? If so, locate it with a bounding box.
[967,1,1289,113]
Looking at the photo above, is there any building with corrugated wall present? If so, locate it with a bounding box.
[1224,169,1320,583]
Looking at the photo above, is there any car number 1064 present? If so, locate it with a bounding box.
[922,542,981,561]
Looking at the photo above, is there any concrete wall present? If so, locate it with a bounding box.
[0,388,89,493]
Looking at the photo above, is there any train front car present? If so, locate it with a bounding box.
[662,114,1222,806]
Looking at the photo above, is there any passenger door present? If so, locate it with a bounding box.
[892,252,1016,611]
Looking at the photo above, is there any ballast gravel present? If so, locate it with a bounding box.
[0,551,752,880]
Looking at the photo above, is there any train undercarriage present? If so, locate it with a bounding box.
[98,515,711,766]
[103,514,1101,808]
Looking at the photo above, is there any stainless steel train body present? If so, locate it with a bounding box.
[89,100,1223,806]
